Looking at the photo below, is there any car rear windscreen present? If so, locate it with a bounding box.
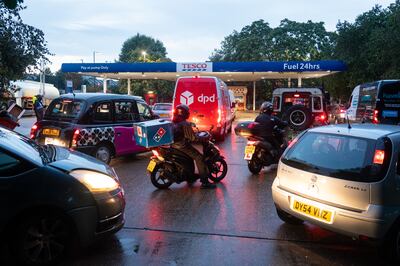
[282,132,390,182]
[154,104,172,111]
[282,92,311,109]
[45,99,84,120]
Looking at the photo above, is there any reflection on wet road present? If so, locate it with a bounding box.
[64,124,381,266]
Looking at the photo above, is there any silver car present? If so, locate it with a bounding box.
[152,103,172,119]
[272,124,400,261]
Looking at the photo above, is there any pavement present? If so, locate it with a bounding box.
[12,112,383,265]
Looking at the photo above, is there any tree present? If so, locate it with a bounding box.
[0,1,51,90]
[118,33,174,100]
[119,33,169,63]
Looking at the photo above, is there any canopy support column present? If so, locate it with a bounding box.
[103,77,107,93]
[288,78,291,88]
[127,78,131,95]
[253,81,256,111]
[298,77,302,88]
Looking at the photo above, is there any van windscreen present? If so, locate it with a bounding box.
[381,82,400,106]
[282,132,391,182]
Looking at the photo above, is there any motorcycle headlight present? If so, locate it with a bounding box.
[70,169,119,192]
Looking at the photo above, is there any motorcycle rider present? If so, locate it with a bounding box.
[171,104,216,189]
[255,101,288,154]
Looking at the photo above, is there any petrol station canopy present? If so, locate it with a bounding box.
[61,60,346,83]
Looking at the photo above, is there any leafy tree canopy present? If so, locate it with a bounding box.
[210,19,336,62]
[119,33,170,62]
[0,1,51,89]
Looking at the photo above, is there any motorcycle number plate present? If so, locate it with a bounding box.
[244,145,256,160]
[147,160,157,172]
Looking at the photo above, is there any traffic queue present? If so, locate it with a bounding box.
[1,77,400,264]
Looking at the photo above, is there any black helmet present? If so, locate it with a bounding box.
[260,101,273,114]
[173,104,190,122]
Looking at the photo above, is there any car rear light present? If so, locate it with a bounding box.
[294,94,300,98]
[320,114,326,121]
[30,124,38,139]
[373,109,379,124]
[340,109,346,113]
[72,129,80,147]
[373,150,385,164]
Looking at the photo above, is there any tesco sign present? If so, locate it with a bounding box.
[177,62,213,72]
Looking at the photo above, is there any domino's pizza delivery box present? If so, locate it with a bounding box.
[134,119,174,148]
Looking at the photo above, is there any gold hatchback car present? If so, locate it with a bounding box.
[272,124,400,261]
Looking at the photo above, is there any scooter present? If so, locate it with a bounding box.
[236,121,288,174]
[147,131,228,189]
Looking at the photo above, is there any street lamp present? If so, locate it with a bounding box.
[141,51,147,62]
[93,51,101,63]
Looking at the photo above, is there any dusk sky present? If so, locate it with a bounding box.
[20,0,395,72]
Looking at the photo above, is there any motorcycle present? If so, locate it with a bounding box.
[235,121,288,174]
[147,130,228,189]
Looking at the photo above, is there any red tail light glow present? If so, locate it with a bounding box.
[294,94,300,98]
[340,109,346,113]
[248,122,258,129]
[152,150,160,157]
[373,109,379,124]
[30,124,38,139]
[72,129,80,146]
[217,109,222,124]
[319,114,326,121]
[247,140,257,145]
[373,150,385,164]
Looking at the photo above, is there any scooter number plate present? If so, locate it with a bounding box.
[244,145,256,160]
[147,160,157,172]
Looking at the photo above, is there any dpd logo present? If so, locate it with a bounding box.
[180,91,194,106]
[198,94,216,104]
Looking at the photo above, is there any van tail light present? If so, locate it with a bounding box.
[72,129,80,147]
[30,124,38,139]
[217,109,222,124]
[373,109,379,124]
[319,113,326,121]
[373,150,385,164]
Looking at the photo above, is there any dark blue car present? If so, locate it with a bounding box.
[0,126,125,265]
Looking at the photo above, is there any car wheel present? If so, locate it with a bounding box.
[276,207,304,225]
[382,222,400,263]
[95,144,112,164]
[12,212,72,265]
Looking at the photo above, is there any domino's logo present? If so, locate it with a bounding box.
[153,127,166,142]
[180,91,194,106]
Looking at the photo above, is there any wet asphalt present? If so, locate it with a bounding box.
[63,121,383,266]
[13,115,384,265]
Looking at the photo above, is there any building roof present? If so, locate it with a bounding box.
[61,60,347,82]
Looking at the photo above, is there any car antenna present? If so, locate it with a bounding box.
[347,115,352,129]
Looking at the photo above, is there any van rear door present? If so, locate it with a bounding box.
[378,81,400,124]
[173,77,219,131]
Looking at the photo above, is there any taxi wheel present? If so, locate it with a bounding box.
[95,144,112,164]
[276,207,304,225]
[12,212,72,265]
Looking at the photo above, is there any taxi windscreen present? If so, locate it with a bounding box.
[45,99,85,120]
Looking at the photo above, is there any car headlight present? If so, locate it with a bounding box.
[70,170,119,192]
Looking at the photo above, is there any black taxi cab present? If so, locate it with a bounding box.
[31,93,157,164]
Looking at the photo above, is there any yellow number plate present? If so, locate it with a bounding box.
[43,128,60,136]
[147,160,157,172]
[292,199,333,223]
[244,145,256,160]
